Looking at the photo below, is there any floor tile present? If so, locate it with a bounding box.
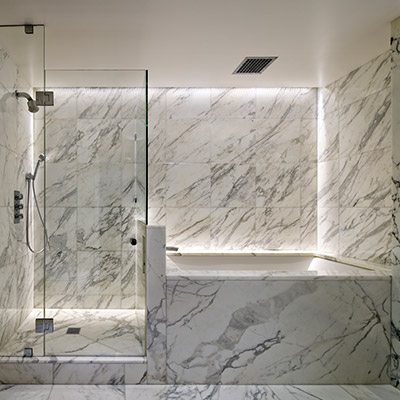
[126,385,202,400]
[48,385,125,400]
[0,385,52,400]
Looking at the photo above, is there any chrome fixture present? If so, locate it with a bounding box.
[166,246,179,252]
[25,153,49,254]
[14,190,24,224]
[14,90,39,113]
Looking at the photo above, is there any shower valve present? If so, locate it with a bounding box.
[14,190,24,224]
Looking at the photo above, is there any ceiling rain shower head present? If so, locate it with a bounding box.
[15,90,40,113]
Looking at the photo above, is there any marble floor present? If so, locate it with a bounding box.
[0,309,145,357]
[0,385,399,400]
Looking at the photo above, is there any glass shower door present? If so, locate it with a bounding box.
[0,24,46,357]
[41,70,148,356]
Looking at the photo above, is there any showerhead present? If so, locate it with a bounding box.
[15,90,39,113]
[26,153,46,181]
[27,99,39,113]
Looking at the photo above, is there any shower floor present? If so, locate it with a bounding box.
[0,309,145,357]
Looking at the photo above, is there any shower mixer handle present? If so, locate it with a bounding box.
[14,192,23,201]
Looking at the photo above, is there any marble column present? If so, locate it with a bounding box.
[146,225,167,383]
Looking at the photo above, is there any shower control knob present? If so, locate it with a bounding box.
[14,192,23,201]
[14,213,23,220]
[130,238,137,246]
[15,204,23,210]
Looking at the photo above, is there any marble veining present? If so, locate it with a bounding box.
[149,87,317,251]
[0,384,399,400]
[166,279,390,384]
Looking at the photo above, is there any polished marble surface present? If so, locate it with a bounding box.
[0,385,398,400]
[0,309,145,357]
[166,278,390,384]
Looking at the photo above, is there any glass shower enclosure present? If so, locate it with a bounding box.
[0,25,148,357]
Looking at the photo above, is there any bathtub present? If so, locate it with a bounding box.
[166,252,387,279]
[164,252,391,384]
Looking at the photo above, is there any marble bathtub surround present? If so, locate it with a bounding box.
[148,88,318,252]
[317,51,392,267]
[33,87,147,310]
[166,277,390,384]
[0,43,35,354]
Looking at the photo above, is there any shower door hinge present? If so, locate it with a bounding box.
[35,91,54,106]
[35,318,54,334]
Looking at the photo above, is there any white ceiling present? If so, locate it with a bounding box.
[0,0,400,88]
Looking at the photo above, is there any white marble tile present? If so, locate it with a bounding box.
[211,164,255,208]
[77,163,121,207]
[340,385,386,400]
[364,385,400,400]
[46,88,77,120]
[120,88,146,120]
[318,160,339,208]
[300,162,317,209]
[77,88,121,119]
[77,119,123,163]
[0,364,53,384]
[317,110,338,162]
[256,162,300,208]
[300,208,317,250]
[338,51,391,108]
[0,145,17,207]
[148,207,166,226]
[270,385,355,400]
[166,208,210,250]
[146,226,167,383]
[126,385,202,399]
[166,119,211,163]
[197,385,277,399]
[77,207,121,251]
[166,279,390,384]
[210,208,256,251]
[77,250,122,296]
[210,88,256,120]
[148,164,166,207]
[0,46,17,91]
[299,118,317,163]
[254,118,301,164]
[49,385,125,400]
[211,119,256,164]
[166,163,210,207]
[339,207,392,265]
[318,80,339,115]
[339,148,391,208]
[0,87,17,154]
[148,118,166,163]
[317,208,339,254]
[53,363,124,384]
[124,364,147,384]
[339,88,391,158]
[256,207,301,250]
[256,88,316,120]
[0,385,52,400]
[166,88,210,119]
[37,118,77,163]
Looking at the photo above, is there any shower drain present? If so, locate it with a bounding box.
[66,327,81,334]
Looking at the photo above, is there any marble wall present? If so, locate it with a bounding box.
[0,43,35,352]
[166,276,391,384]
[148,88,318,251]
[317,52,392,267]
[391,17,400,386]
[33,87,146,310]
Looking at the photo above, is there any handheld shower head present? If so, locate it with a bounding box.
[15,91,39,113]
[26,153,45,181]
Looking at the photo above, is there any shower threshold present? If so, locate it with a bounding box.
[0,309,145,358]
